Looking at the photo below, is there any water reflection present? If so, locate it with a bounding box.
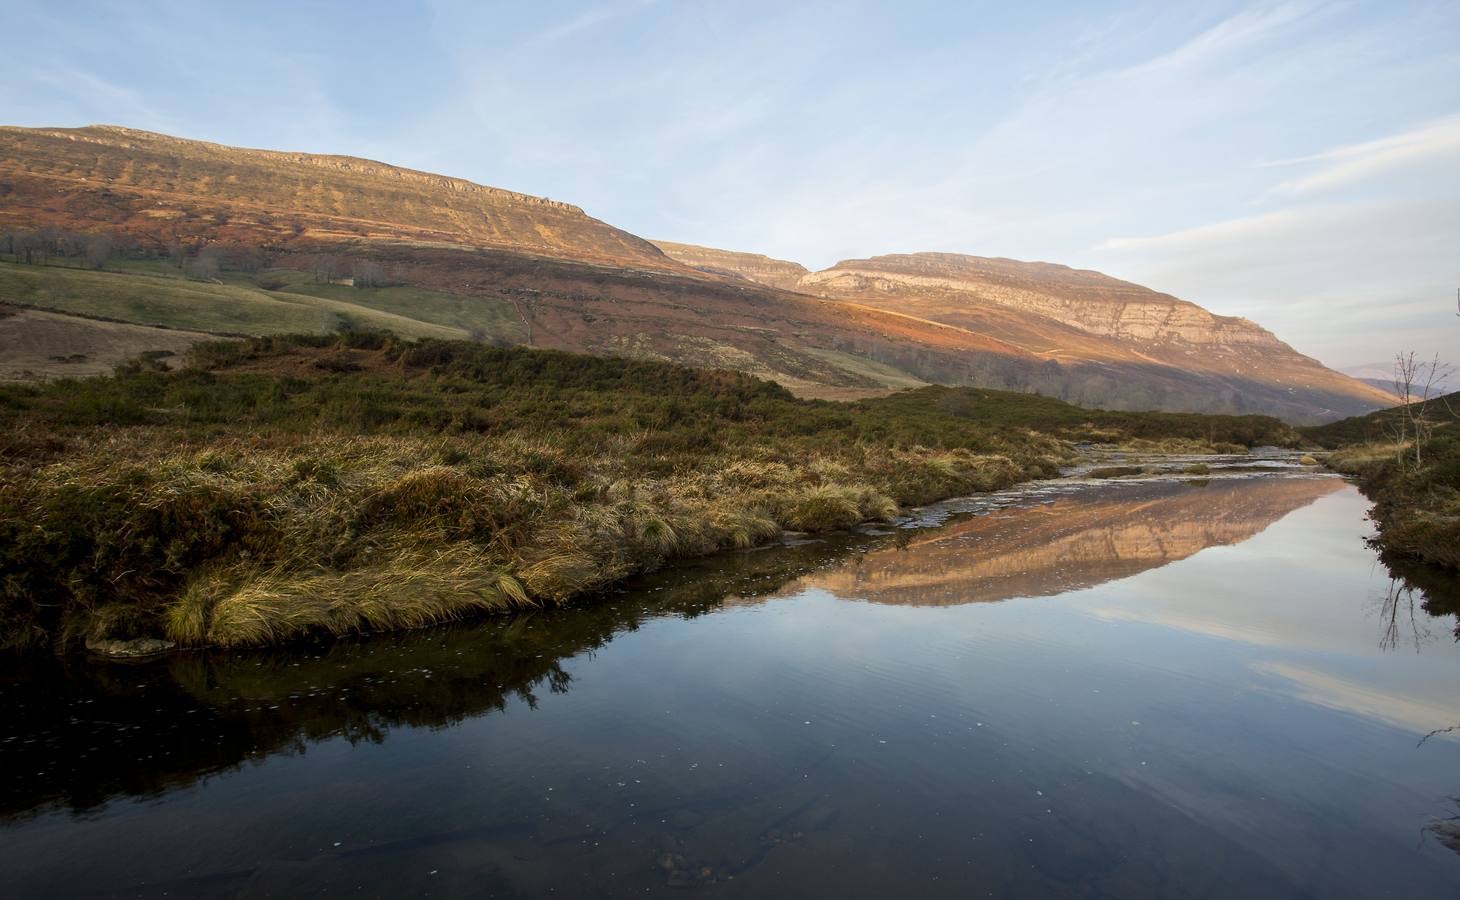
[2,473,1459,897]
[776,477,1344,607]
[0,537,858,824]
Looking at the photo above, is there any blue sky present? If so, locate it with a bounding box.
[2,1,1457,370]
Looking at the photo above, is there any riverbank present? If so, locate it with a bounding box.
[0,334,1298,653]
[1305,393,1460,571]
[1323,435,1459,570]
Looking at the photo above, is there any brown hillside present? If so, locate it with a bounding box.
[0,125,1392,422]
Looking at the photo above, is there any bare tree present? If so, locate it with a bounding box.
[13,231,43,265]
[311,254,341,284]
[42,272,67,304]
[1390,352,1454,467]
[351,259,385,288]
[228,246,267,273]
[165,240,187,269]
[190,245,223,281]
[60,232,87,264]
[84,234,113,270]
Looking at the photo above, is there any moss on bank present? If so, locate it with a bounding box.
[0,334,1294,652]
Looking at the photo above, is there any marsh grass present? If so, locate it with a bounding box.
[1326,430,1460,571]
[0,334,1295,651]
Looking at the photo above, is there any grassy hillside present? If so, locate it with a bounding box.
[0,334,1294,654]
[0,260,524,342]
[1303,390,1460,448]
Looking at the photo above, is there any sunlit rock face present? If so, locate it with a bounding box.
[802,253,1287,347]
[780,477,1345,607]
[0,125,682,271]
[649,241,809,291]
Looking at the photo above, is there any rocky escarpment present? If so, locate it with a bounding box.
[791,252,1393,420]
[0,125,682,271]
[801,253,1283,348]
[651,240,809,291]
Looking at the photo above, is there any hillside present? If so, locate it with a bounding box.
[653,244,1394,421]
[1303,390,1460,448]
[0,125,1392,422]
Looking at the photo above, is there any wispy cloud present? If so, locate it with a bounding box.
[28,66,172,131]
[1265,114,1460,195]
[1114,1,1318,78]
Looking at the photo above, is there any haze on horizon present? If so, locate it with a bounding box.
[1,0,1456,372]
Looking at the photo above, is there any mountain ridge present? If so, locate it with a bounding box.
[0,124,1393,422]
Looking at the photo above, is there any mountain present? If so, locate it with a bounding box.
[1341,362,1450,398]
[0,124,1392,422]
[654,244,1395,421]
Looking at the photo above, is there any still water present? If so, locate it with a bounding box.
[3,467,1460,898]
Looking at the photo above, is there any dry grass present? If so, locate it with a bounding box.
[2,431,1034,649]
[2,334,1287,651]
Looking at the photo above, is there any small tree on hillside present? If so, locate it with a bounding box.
[85,234,113,270]
[1390,352,1453,467]
[352,259,385,288]
[311,255,341,284]
[190,245,222,281]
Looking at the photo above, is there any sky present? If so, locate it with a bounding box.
[1,0,1457,371]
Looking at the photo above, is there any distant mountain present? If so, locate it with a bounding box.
[0,124,1393,422]
[1341,362,1451,398]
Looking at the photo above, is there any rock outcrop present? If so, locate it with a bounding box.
[650,240,809,291]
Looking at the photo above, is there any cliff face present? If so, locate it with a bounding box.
[794,252,1393,421]
[802,253,1284,348]
[650,241,809,291]
[0,125,682,272]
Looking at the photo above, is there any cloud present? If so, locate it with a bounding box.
[27,65,172,132]
[1115,1,1318,78]
[1255,661,1460,739]
[1090,101,1460,366]
[1266,114,1460,195]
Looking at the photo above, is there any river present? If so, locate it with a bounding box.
[2,460,1459,897]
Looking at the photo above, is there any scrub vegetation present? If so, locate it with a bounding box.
[1307,391,1460,571]
[0,333,1296,653]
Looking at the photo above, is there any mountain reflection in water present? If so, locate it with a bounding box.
[3,473,1460,898]
[772,476,1346,607]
